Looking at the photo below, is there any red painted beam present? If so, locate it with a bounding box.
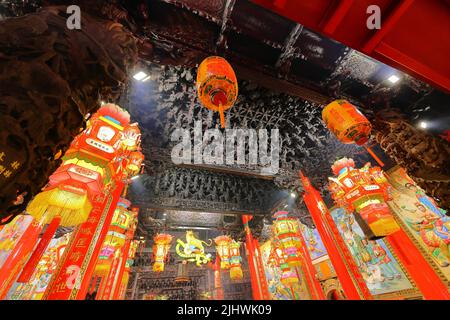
[322,0,355,35]
[362,0,415,54]
[374,42,450,93]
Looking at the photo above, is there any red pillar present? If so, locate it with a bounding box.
[300,171,372,300]
[214,256,224,300]
[0,218,42,299]
[297,229,326,300]
[17,215,62,283]
[387,229,450,300]
[242,215,271,300]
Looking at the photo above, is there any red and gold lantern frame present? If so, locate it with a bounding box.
[152,233,173,272]
[214,235,232,270]
[328,158,399,239]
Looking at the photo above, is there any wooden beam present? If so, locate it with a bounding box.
[275,23,303,71]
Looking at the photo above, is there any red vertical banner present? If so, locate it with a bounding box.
[241,215,271,300]
[242,215,261,300]
[17,215,62,283]
[300,171,372,300]
[42,182,123,300]
[297,228,326,300]
[0,218,42,299]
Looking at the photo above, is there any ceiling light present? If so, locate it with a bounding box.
[290,192,296,198]
[419,121,428,129]
[131,175,140,180]
[133,71,148,81]
[387,75,400,84]
[142,75,151,82]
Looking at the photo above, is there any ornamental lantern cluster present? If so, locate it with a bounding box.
[26,104,143,229]
[152,233,173,272]
[272,211,302,267]
[270,211,303,287]
[196,56,238,128]
[327,157,400,239]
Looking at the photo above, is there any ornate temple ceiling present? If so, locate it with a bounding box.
[2,0,448,236]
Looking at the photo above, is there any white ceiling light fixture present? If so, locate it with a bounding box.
[419,121,428,129]
[131,175,140,180]
[387,74,400,84]
[133,71,148,81]
[290,192,296,198]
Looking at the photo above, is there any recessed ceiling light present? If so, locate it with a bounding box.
[419,121,428,129]
[133,71,148,81]
[131,175,140,180]
[290,192,296,198]
[387,75,400,84]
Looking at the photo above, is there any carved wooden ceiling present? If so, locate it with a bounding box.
[2,0,448,238]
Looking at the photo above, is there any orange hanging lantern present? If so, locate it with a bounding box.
[214,235,232,269]
[322,100,371,145]
[322,100,385,167]
[152,233,173,272]
[328,157,400,239]
[196,56,238,128]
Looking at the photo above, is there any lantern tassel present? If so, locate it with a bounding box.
[219,103,226,129]
[364,145,384,167]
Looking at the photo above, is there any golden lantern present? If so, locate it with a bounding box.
[125,151,145,177]
[121,123,141,151]
[214,235,232,269]
[196,56,238,128]
[272,211,302,267]
[26,184,92,227]
[152,233,173,272]
[229,240,243,281]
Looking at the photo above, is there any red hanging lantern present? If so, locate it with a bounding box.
[196,56,238,128]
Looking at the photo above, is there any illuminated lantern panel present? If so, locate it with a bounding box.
[121,123,142,151]
[152,233,173,272]
[229,240,243,281]
[328,158,400,239]
[214,235,232,270]
[322,100,371,145]
[196,56,238,128]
